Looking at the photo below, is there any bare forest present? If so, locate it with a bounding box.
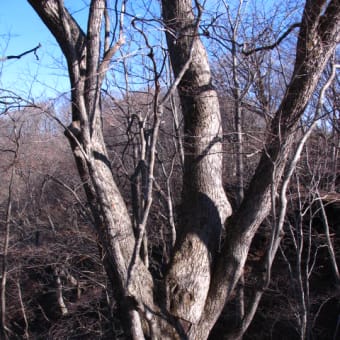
[1,0,340,339]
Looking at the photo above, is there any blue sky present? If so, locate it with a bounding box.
[0,2,87,100]
[0,1,299,101]
[0,1,160,100]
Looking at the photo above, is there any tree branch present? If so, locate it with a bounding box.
[98,0,126,78]
[0,43,41,62]
[242,23,301,56]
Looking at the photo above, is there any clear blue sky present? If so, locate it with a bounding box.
[0,2,87,100]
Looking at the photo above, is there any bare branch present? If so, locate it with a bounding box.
[99,0,126,78]
[0,43,41,62]
[242,23,301,56]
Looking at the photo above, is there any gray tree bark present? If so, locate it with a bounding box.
[27,1,156,338]
[161,0,232,327]
[187,1,340,338]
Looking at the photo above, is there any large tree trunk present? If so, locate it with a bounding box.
[27,1,157,338]
[187,1,340,338]
[162,0,232,327]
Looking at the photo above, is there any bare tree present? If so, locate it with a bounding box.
[25,0,340,339]
[0,120,21,340]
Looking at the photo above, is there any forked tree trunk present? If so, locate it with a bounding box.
[185,1,340,338]
[28,0,340,339]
